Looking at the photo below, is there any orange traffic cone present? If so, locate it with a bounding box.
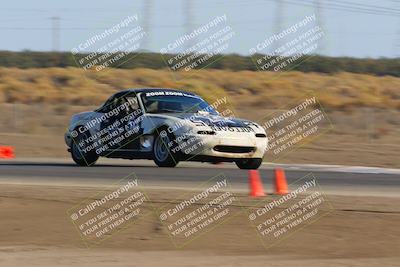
[274,168,288,195]
[0,146,15,159]
[249,170,266,197]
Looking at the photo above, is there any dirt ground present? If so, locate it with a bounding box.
[0,184,399,266]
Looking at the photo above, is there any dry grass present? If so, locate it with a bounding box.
[0,67,399,110]
[1,67,400,167]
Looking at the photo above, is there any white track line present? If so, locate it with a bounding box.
[1,157,400,175]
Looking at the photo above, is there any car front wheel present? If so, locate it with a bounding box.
[70,131,99,166]
[152,130,178,167]
[235,158,262,170]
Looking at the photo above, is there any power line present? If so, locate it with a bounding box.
[277,0,400,17]
[225,0,400,16]
[324,0,400,12]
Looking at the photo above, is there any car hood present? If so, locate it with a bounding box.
[151,113,256,128]
[70,111,96,124]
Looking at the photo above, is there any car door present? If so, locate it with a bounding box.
[119,92,144,150]
[99,92,143,152]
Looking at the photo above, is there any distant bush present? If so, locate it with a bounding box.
[0,51,398,77]
[0,67,399,111]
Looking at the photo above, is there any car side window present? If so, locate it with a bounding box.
[99,93,125,113]
[109,97,121,111]
[96,92,141,114]
[96,95,115,113]
[125,96,139,110]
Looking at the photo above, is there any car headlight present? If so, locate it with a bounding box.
[191,120,206,127]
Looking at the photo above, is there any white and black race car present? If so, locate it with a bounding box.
[65,88,267,169]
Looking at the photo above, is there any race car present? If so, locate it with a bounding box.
[65,88,268,169]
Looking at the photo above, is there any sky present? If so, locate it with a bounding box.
[0,0,399,58]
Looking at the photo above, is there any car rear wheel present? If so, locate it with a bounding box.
[152,130,178,167]
[70,131,99,166]
[235,158,262,169]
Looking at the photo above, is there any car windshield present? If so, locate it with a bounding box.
[140,91,218,114]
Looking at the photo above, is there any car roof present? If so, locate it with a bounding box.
[118,88,198,96]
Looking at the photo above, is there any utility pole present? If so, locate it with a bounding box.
[50,16,60,52]
[397,23,400,57]
[183,0,195,52]
[273,0,283,55]
[314,0,326,54]
[142,0,153,51]
[50,16,60,67]
[396,1,400,57]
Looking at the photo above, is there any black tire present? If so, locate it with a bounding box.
[235,158,262,170]
[152,129,178,167]
[70,130,99,166]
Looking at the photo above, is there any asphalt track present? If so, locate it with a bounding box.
[0,158,399,196]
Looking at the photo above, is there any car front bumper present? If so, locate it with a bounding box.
[176,132,267,159]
